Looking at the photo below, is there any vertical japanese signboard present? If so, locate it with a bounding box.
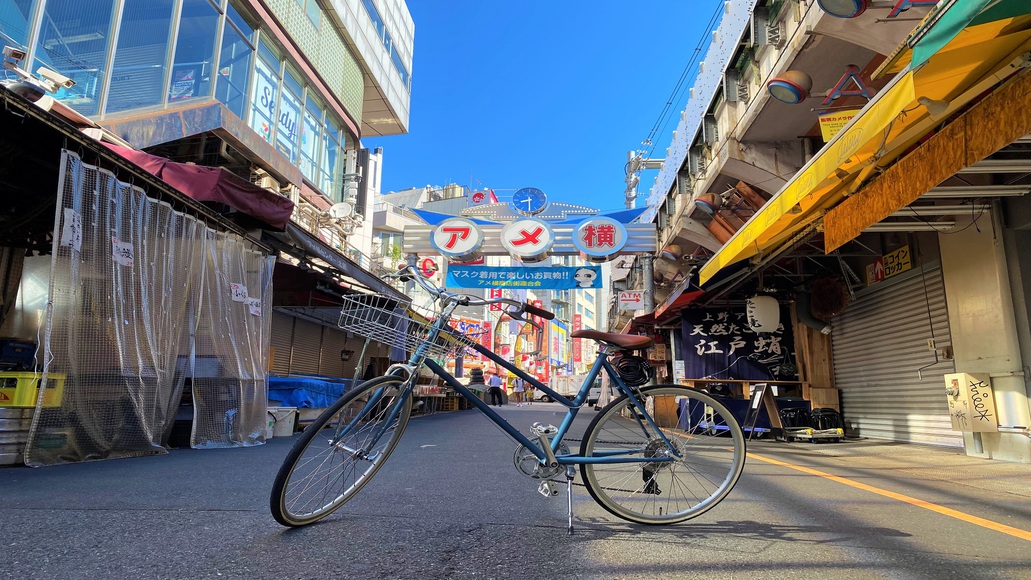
[489,288,503,311]
[572,314,583,364]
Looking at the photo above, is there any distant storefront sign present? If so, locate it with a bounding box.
[618,290,645,311]
[449,316,491,359]
[818,108,861,141]
[572,314,583,364]
[445,265,602,289]
[549,320,568,366]
[866,245,912,285]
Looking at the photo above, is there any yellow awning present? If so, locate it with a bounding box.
[698,7,1031,286]
[698,71,918,285]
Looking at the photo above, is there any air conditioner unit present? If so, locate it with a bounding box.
[280,184,300,201]
[737,80,750,102]
[254,175,277,190]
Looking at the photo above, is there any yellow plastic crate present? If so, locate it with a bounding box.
[0,372,66,407]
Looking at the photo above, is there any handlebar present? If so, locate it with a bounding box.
[389,264,555,322]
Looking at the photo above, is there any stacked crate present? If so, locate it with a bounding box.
[0,407,32,465]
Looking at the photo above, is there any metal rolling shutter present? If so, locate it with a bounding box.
[831,265,961,447]
[270,312,295,376]
[320,328,350,377]
[290,319,324,375]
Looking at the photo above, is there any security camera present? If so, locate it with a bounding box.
[3,46,26,62]
[37,66,75,89]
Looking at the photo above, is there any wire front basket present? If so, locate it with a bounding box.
[337,293,475,363]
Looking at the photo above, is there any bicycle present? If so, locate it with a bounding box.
[270,265,746,531]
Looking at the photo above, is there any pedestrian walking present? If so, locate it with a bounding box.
[513,376,526,407]
[486,371,504,407]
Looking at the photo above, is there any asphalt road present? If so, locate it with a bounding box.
[2,402,1031,579]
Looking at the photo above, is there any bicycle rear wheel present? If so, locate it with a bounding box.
[579,385,745,525]
[270,376,411,526]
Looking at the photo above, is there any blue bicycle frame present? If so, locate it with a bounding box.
[422,339,681,467]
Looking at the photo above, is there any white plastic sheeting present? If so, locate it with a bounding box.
[24,151,274,465]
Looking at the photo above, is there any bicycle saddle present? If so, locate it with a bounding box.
[571,330,653,350]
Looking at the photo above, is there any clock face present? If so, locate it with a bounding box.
[510,187,548,216]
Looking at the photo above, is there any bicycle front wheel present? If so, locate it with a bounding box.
[270,376,412,526]
[580,385,745,525]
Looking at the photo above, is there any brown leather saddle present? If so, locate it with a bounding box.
[570,330,653,351]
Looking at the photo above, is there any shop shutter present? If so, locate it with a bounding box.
[320,328,351,378]
[270,311,295,376]
[831,265,961,447]
[290,318,324,375]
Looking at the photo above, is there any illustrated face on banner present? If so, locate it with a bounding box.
[573,267,598,288]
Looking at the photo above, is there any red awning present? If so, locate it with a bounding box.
[620,290,705,334]
[102,143,294,230]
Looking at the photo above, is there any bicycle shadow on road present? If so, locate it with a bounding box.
[569,518,911,547]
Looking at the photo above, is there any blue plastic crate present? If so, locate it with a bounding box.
[0,339,36,371]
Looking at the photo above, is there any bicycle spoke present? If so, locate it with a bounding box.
[270,377,412,527]
[580,386,746,525]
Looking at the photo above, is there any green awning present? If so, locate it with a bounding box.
[910,0,995,68]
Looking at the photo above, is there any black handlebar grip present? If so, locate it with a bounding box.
[523,302,555,320]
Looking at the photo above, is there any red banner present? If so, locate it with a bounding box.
[489,288,503,311]
[572,314,582,364]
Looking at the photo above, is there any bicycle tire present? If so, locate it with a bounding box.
[270,376,412,526]
[579,385,745,525]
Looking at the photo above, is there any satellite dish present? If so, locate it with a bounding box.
[328,201,354,219]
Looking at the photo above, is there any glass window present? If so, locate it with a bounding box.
[320,118,341,198]
[168,0,220,103]
[32,0,117,116]
[106,0,175,114]
[249,40,279,143]
[275,68,302,162]
[300,94,322,182]
[224,1,250,36]
[378,232,402,257]
[214,4,253,120]
[303,0,319,26]
[0,0,38,75]
[360,0,410,90]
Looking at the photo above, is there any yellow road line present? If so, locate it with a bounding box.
[748,451,1031,543]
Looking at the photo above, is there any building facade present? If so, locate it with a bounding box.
[622,0,1031,462]
[0,0,416,462]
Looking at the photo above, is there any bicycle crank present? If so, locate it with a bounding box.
[513,442,569,480]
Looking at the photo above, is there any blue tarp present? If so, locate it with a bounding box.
[268,375,351,408]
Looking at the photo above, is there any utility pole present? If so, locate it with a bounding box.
[624,151,665,209]
[642,255,655,314]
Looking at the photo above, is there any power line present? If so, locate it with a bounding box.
[641,0,727,161]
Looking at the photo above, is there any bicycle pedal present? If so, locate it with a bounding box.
[530,422,558,436]
[538,480,559,497]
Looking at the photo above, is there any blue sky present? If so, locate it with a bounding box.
[364,0,727,214]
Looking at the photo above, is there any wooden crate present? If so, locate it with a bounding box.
[808,387,840,412]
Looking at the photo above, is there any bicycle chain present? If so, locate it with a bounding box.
[544,437,657,493]
[547,437,655,494]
